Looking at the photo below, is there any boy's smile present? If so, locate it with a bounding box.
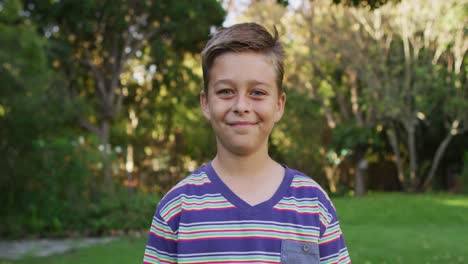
[201,52,286,156]
[229,121,258,128]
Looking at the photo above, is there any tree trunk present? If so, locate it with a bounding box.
[354,156,368,196]
[324,164,339,194]
[386,127,406,190]
[125,144,135,194]
[100,119,114,193]
[422,132,454,190]
[347,69,364,126]
[405,121,418,190]
[401,15,417,189]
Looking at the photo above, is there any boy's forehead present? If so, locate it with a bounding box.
[211,79,272,88]
[212,51,274,64]
[209,52,277,83]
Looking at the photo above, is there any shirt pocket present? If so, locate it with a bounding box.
[280,239,320,264]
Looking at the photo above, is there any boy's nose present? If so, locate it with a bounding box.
[232,95,250,114]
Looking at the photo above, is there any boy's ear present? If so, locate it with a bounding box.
[274,92,286,122]
[200,90,211,120]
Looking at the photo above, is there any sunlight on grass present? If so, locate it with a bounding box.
[437,198,468,208]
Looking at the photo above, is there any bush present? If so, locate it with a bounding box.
[1,134,160,239]
[84,189,159,235]
[3,185,159,238]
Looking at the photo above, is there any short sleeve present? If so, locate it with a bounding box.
[318,200,351,264]
[143,211,177,264]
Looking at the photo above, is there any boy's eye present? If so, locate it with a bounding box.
[217,89,235,96]
[251,89,267,96]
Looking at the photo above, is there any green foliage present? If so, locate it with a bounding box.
[25,0,225,54]
[0,11,47,91]
[0,0,76,237]
[271,90,325,180]
[0,3,98,238]
[0,0,22,22]
[85,189,159,235]
[4,176,159,238]
[331,123,383,155]
[2,136,98,238]
[157,1,225,52]
[20,0,226,193]
[125,45,218,191]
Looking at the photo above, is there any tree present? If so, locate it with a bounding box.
[239,0,467,193]
[23,0,225,192]
[336,0,467,190]
[0,0,94,236]
[0,0,52,205]
[295,0,467,191]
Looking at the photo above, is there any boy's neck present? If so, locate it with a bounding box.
[211,144,285,206]
[212,145,277,179]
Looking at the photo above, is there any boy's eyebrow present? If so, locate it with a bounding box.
[247,80,271,87]
[212,79,235,87]
[212,79,271,87]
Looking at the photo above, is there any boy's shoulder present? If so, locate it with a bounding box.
[286,167,334,206]
[170,164,212,191]
[156,164,214,209]
[288,167,326,191]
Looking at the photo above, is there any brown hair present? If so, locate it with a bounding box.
[201,23,285,94]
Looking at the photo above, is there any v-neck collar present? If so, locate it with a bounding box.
[205,161,293,215]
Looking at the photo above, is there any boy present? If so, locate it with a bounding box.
[144,23,351,264]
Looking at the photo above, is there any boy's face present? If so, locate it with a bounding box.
[201,52,286,156]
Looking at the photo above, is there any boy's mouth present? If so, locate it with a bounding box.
[228,121,257,126]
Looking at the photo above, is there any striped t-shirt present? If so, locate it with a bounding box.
[144,162,351,264]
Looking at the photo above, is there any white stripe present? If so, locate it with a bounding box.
[177,251,280,257]
[179,220,320,231]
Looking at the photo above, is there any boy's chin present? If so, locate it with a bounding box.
[216,136,268,157]
[222,144,262,157]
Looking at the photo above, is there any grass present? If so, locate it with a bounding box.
[2,193,468,263]
[0,237,146,264]
[334,193,468,263]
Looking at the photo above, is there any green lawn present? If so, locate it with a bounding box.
[3,193,468,263]
[334,193,468,263]
[0,237,146,264]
